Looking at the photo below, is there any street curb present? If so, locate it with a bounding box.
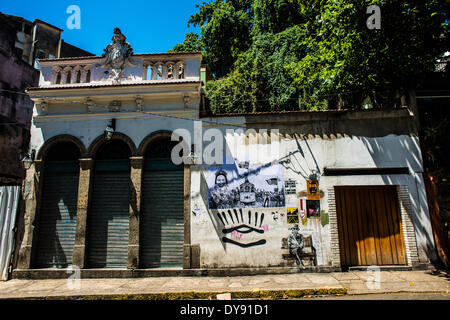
[15,287,348,300]
[345,290,450,296]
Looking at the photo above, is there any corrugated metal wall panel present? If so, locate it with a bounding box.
[35,170,79,268]
[0,186,20,280]
[87,171,130,268]
[140,169,184,268]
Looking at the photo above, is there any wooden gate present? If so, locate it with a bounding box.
[335,186,407,267]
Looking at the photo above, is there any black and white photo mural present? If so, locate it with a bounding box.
[207,161,285,209]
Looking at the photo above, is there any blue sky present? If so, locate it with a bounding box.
[0,0,201,55]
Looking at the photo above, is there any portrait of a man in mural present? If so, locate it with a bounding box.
[209,170,233,209]
[288,225,306,269]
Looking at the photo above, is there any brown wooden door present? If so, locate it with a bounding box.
[335,186,406,267]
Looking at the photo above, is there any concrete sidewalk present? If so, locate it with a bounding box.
[0,270,448,300]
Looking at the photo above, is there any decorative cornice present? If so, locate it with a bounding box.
[32,109,200,123]
[135,95,143,112]
[26,80,201,92]
[107,100,121,112]
[85,97,94,113]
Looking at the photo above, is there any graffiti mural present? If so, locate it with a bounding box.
[271,211,279,222]
[306,200,321,218]
[217,209,268,248]
[191,203,208,224]
[288,225,305,268]
[285,179,297,195]
[286,207,299,223]
[299,198,306,219]
[287,224,317,269]
[207,162,285,209]
[197,161,331,268]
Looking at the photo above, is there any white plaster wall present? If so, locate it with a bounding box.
[190,130,435,268]
[30,111,199,156]
[30,71,202,153]
[184,58,201,79]
[39,66,52,85]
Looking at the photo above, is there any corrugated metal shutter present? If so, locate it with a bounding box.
[0,186,20,280]
[87,161,130,268]
[35,161,79,268]
[140,159,184,268]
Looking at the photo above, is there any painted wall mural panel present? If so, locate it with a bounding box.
[192,165,331,268]
[215,208,269,248]
[201,207,290,267]
[306,200,321,218]
[299,199,306,219]
[207,162,285,209]
[286,207,299,223]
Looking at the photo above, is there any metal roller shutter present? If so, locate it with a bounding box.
[35,161,79,268]
[140,160,184,268]
[87,161,130,268]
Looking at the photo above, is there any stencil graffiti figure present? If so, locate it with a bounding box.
[288,225,306,269]
[217,209,267,248]
[271,211,278,222]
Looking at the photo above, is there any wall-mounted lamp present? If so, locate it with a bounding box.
[22,149,36,170]
[104,119,116,140]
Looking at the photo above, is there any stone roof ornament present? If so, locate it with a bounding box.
[97,28,136,83]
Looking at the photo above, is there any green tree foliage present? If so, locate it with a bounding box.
[253,0,303,34]
[173,0,448,113]
[184,0,254,78]
[169,32,203,52]
[290,0,449,109]
[206,26,307,113]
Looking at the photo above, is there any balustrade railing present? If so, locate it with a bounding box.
[143,61,185,81]
[51,65,91,84]
[48,60,186,85]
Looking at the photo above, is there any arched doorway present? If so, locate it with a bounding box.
[140,136,184,268]
[86,140,131,268]
[34,141,81,268]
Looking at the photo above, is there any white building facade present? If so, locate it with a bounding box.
[12,30,436,278]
